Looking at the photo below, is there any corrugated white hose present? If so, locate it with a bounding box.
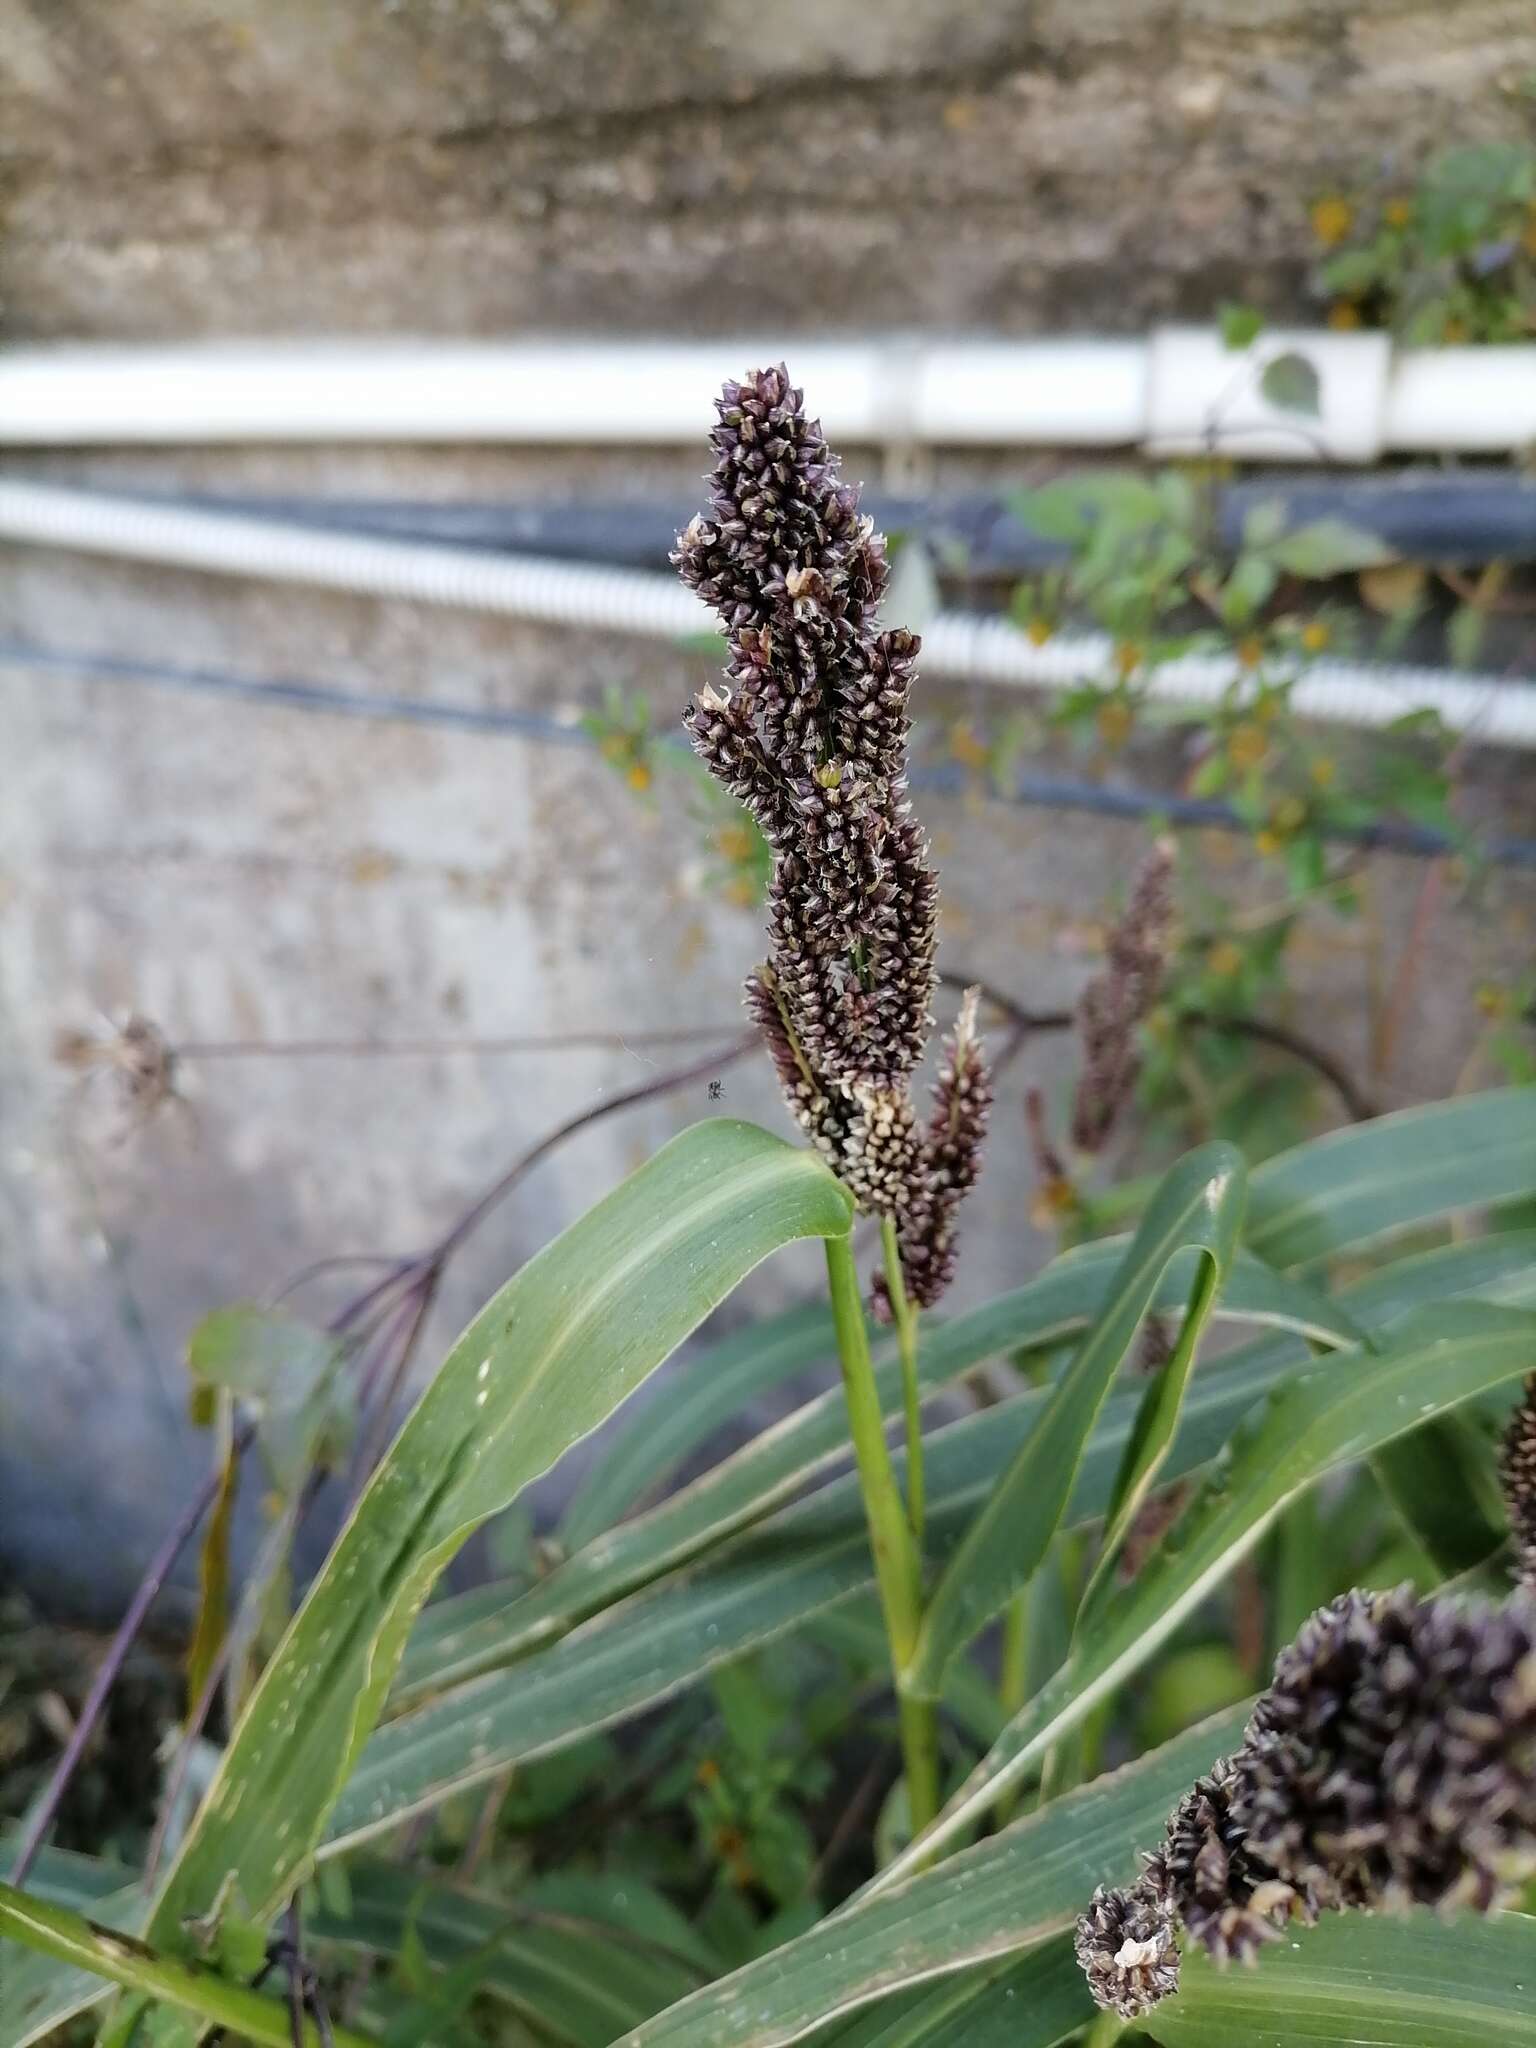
[2,478,1533,748]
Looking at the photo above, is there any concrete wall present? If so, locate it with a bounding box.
[1,3,1533,1614]
[3,1,1534,337]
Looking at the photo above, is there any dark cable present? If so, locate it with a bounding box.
[5,638,1533,868]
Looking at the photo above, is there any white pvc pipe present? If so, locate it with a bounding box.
[2,478,1533,749]
[1383,346,1536,455]
[1,334,1534,461]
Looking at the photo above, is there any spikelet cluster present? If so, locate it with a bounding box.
[676,367,987,1304]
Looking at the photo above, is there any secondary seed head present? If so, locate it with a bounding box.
[1078,1582,1536,2018]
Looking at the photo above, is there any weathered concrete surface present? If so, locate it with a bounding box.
[3,1,1535,337]
[3,442,1533,1615]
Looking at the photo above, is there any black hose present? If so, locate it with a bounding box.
[131,471,1536,573]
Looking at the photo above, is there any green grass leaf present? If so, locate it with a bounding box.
[320,1237,1536,1853]
[558,1302,835,1551]
[0,1879,375,2048]
[621,1704,1254,2047]
[393,1237,1348,1710]
[1371,1410,1508,1577]
[873,1299,1536,1885]
[326,1282,1354,1855]
[1245,1088,1536,1269]
[313,1864,703,2047]
[906,1144,1247,1695]
[145,1120,852,1948]
[815,1941,1090,2046]
[12,1246,1536,2045]
[1143,1909,1536,2046]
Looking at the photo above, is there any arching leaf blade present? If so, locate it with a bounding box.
[906,1144,1247,1696]
[873,1300,1536,1889]
[145,1119,852,1948]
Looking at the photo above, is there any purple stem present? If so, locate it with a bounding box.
[7,1417,256,1887]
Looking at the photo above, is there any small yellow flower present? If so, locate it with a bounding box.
[1114,640,1143,680]
[723,875,758,909]
[1207,940,1244,980]
[1026,615,1054,647]
[1328,300,1363,332]
[1310,196,1355,247]
[1236,635,1265,671]
[948,720,990,771]
[1254,828,1283,858]
[1300,619,1331,654]
[716,823,755,864]
[1096,698,1135,748]
[1226,721,1268,772]
[1031,1177,1080,1230]
[1310,754,1337,789]
[1384,197,1413,229]
[626,759,653,793]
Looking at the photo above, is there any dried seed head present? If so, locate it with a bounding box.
[1115,1478,1192,1585]
[1236,1584,1536,1917]
[678,369,987,1306]
[1074,1878,1181,2018]
[54,1012,187,1135]
[1071,839,1175,1155]
[1137,1315,1175,1376]
[1500,1375,1536,1590]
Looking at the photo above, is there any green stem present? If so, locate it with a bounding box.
[0,1879,377,2048]
[878,1213,925,1543]
[994,1587,1030,1826]
[999,1589,1030,1718]
[823,1235,939,1836]
[1085,2008,1126,2047]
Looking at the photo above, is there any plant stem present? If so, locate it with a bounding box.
[1085,2008,1126,2047]
[878,1213,925,1543]
[5,1431,251,1887]
[823,1234,939,1836]
[0,1879,377,2048]
[994,1587,1030,1827]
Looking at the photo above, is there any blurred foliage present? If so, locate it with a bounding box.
[1006,460,1479,1150]
[585,682,772,907]
[1308,141,1536,344]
